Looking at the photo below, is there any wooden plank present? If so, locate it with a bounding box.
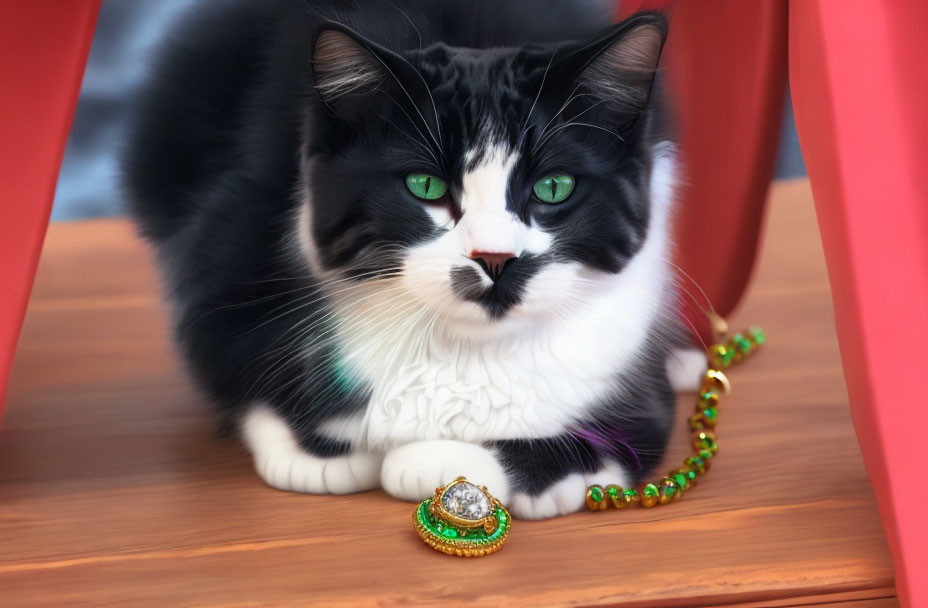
[0,180,894,606]
[726,587,897,607]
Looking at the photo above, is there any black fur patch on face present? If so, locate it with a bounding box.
[306,154,444,278]
[449,266,485,301]
[452,255,543,318]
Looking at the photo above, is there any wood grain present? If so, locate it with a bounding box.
[0,180,894,606]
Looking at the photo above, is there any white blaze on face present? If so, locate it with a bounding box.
[459,145,523,256]
[399,141,554,324]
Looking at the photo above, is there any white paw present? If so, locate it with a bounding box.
[253,449,383,495]
[667,347,708,392]
[380,440,509,503]
[241,405,382,494]
[509,461,632,520]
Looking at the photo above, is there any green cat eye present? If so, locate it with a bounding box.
[406,173,449,200]
[533,173,575,204]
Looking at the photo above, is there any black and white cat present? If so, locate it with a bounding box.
[124,0,705,519]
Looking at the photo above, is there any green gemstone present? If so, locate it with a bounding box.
[695,431,718,453]
[732,333,752,354]
[720,345,735,365]
[623,488,638,500]
[489,508,508,540]
[641,483,660,507]
[658,479,678,505]
[672,472,689,490]
[684,469,698,481]
[703,407,718,421]
[589,486,604,503]
[749,326,766,345]
[698,448,714,461]
[685,455,705,473]
[700,391,720,406]
[417,501,510,545]
[607,485,620,499]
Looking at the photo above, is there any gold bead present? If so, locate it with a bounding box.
[604,484,626,508]
[640,483,660,507]
[688,413,707,430]
[699,391,720,408]
[690,407,717,429]
[709,344,732,369]
[586,485,607,510]
[621,488,640,505]
[659,478,680,504]
[692,430,719,454]
[674,467,696,488]
[685,455,709,474]
[701,369,731,395]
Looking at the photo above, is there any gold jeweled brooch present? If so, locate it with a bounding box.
[413,477,511,557]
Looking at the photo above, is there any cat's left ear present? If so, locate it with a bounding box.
[554,12,668,116]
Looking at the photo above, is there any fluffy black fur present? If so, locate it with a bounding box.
[124,0,677,498]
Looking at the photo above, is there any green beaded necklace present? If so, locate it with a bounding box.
[585,321,765,511]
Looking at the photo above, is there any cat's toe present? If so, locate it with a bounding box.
[509,474,589,519]
[380,440,509,503]
[255,450,382,494]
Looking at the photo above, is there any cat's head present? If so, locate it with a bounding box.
[297,12,673,338]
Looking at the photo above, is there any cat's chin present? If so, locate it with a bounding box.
[439,304,553,342]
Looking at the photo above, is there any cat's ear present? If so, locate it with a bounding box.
[311,25,424,122]
[555,12,667,116]
[312,26,387,108]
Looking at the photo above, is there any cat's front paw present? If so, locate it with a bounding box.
[242,405,382,495]
[380,440,509,503]
[509,462,632,520]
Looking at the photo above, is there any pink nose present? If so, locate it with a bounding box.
[469,251,517,281]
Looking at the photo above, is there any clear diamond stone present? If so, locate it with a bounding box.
[441,481,491,520]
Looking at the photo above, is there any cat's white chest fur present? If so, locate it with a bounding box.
[360,309,624,447]
[324,256,669,451]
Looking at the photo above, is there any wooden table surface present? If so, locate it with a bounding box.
[0,180,895,607]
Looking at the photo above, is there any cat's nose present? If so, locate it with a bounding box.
[469,251,517,282]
